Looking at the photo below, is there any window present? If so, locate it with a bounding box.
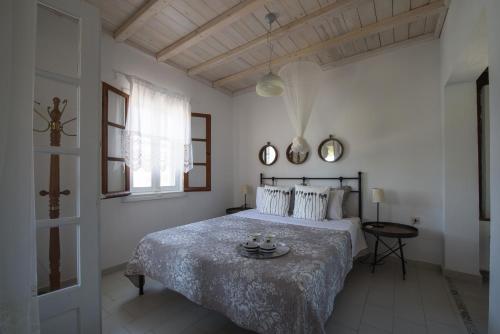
[125,76,192,195]
[102,77,193,197]
[101,82,130,198]
[184,113,211,192]
[477,68,490,221]
[130,134,182,193]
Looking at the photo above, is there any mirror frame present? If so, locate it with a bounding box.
[259,142,278,166]
[318,135,344,163]
[286,143,309,165]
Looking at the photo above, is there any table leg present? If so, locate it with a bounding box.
[372,236,379,273]
[398,238,406,280]
[139,275,145,296]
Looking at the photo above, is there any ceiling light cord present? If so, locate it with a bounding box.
[256,12,284,97]
[267,18,273,73]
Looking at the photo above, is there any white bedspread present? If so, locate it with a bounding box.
[233,209,367,257]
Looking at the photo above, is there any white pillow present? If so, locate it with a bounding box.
[256,186,264,211]
[293,185,330,221]
[327,188,345,220]
[258,185,292,217]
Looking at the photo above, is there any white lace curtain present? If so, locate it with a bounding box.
[123,76,193,175]
[278,61,322,154]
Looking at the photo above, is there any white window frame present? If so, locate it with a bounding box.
[130,138,183,194]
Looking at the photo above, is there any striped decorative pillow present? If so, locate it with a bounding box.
[258,186,292,217]
[293,185,330,221]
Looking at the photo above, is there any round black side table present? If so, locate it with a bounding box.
[362,222,419,280]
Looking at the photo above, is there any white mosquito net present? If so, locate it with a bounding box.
[278,61,322,154]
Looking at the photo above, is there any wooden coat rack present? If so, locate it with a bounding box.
[34,97,76,291]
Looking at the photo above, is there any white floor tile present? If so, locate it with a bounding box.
[366,285,394,311]
[393,317,427,334]
[361,305,394,332]
[427,320,467,334]
[101,260,475,334]
[358,323,391,334]
[330,300,364,330]
[325,322,357,334]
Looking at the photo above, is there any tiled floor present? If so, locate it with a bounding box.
[446,275,489,334]
[101,259,470,334]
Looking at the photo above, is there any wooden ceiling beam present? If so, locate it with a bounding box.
[114,0,173,42]
[156,0,267,62]
[214,0,447,88]
[187,0,371,76]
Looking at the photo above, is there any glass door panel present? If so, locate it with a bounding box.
[33,76,78,148]
[36,4,80,78]
[36,224,78,295]
[34,153,78,221]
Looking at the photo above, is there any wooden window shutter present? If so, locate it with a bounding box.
[184,113,211,192]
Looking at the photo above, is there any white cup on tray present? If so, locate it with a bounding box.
[243,233,261,252]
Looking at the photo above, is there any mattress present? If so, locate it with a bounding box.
[233,209,367,257]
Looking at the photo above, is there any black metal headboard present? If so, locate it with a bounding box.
[260,172,363,219]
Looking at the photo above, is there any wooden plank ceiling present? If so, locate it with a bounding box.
[87,0,448,95]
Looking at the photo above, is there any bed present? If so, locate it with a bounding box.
[125,173,366,334]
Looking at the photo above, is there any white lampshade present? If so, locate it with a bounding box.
[256,72,284,97]
[372,188,384,203]
[241,185,249,195]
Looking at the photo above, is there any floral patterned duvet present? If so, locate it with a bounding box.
[125,214,352,334]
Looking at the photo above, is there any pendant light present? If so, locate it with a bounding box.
[256,13,284,97]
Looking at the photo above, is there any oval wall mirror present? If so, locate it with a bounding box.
[286,143,309,165]
[259,142,278,166]
[318,135,344,162]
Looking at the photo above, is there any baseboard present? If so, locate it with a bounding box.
[442,268,483,283]
[101,262,127,276]
[480,270,489,282]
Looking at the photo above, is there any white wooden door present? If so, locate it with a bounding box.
[33,0,101,333]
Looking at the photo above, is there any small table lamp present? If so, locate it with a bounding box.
[241,185,249,208]
[372,188,384,227]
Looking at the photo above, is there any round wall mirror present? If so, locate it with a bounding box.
[259,142,278,166]
[318,135,344,162]
[286,143,309,164]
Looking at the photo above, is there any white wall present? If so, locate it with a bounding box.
[232,41,444,265]
[440,0,488,85]
[0,0,39,332]
[480,220,490,270]
[99,33,234,269]
[486,0,500,331]
[442,82,479,275]
[439,0,489,276]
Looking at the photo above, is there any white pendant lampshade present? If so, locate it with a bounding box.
[256,72,285,97]
[256,12,284,97]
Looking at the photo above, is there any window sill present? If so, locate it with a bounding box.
[121,191,186,203]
